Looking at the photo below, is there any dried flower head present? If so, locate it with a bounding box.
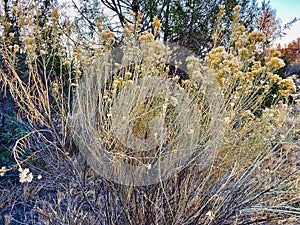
[8,32,14,39]
[40,50,46,55]
[13,44,19,53]
[266,57,285,71]
[19,168,33,183]
[278,78,296,98]
[12,6,21,15]
[269,48,281,57]
[239,48,249,59]
[0,166,7,177]
[63,60,71,67]
[233,5,242,12]
[51,9,59,22]
[268,73,282,84]
[172,75,180,83]
[139,32,154,42]
[248,32,265,43]
[125,71,132,79]
[218,5,225,17]
[152,16,161,36]
[101,29,115,44]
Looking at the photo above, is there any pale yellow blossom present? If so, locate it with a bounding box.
[169,96,178,107]
[248,32,265,43]
[125,71,132,79]
[0,166,7,177]
[101,29,115,44]
[239,48,249,59]
[51,9,59,21]
[172,75,180,83]
[13,44,19,53]
[19,168,33,183]
[40,50,46,55]
[266,57,285,71]
[234,5,242,12]
[268,73,282,84]
[139,32,154,42]
[63,60,71,67]
[126,80,134,86]
[152,16,161,35]
[278,78,296,98]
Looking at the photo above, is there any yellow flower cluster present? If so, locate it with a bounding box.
[205,46,227,68]
[40,49,46,55]
[218,5,225,18]
[206,46,249,86]
[203,4,299,124]
[278,78,296,98]
[233,5,242,12]
[125,71,132,79]
[101,29,115,45]
[112,77,127,92]
[262,102,289,130]
[139,31,155,42]
[238,47,249,59]
[269,48,281,57]
[12,6,22,15]
[232,5,241,24]
[152,16,161,36]
[21,37,38,55]
[266,57,285,71]
[268,73,282,84]
[248,32,265,43]
[247,61,265,80]
[136,11,143,26]
[186,56,202,80]
[141,41,169,69]
[51,9,59,22]
[63,60,71,67]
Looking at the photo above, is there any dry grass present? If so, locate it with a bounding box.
[0,131,299,224]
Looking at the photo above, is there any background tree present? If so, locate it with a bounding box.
[72,0,104,42]
[256,0,281,48]
[257,0,298,49]
[96,0,260,58]
[165,0,260,57]
[276,38,300,77]
[280,38,300,64]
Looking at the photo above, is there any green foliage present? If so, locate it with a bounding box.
[0,114,31,167]
[73,0,103,40]
[97,0,260,58]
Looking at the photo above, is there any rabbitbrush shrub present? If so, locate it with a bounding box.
[0,3,299,224]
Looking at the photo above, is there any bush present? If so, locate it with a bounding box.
[0,3,299,225]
